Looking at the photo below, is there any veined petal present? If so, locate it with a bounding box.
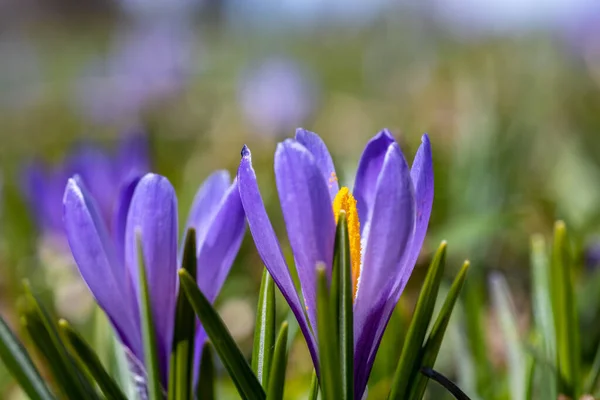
[353,129,395,236]
[356,134,436,388]
[353,142,416,389]
[295,128,339,200]
[237,145,319,366]
[125,173,178,384]
[402,133,434,294]
[275,139,336,334]
[196,179,246,302]
[184,170,231,247]
[63,177,141,358]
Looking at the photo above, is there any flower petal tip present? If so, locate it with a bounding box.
[294,127,316,139]
[421,133,431,145]
[379,129,395,140]
[241,144,251,159]
[64,176,83,204]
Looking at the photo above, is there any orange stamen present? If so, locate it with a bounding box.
[332,187,361,298]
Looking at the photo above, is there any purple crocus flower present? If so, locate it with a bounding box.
[237,128,433,397]
[62,171,246,389]
[23,133,150,246]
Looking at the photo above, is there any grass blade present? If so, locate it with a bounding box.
[266,322,289,400]
[316,265,342,400]
[169,229,198,400]
[58,319,127,400]
[0,314,54,400]
[550,221,580,398]
[331,211,353,400]
[463,270,492,397]
[489,273,527,400]
[308,371,319,400]
[389,241,447,400]
[409,260,470,400]
[21,284,99,399]
[197,341,215,400]
[252,268,276,388]
[530,235,557,400]
[178,269,266,399]
[136,233,163,400]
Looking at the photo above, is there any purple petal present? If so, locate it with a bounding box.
[67,146,117,224]
[63,177,141,359]
[237,145,319,367]
[184,170,231,247]
[125,173,178,384]
[402,133,434,294]
[275,139,335,334]
[196,178,246,302]
[353,129,395,235]
[353,294,388,397]
[353,142,416,390]
[112,176,142,264]
[354,135,434,394]
[356,134,436,387]
[295,128,339,200]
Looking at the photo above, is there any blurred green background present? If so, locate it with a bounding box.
[2,0,600,398]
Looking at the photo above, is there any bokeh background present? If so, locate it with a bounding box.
[2,0,600,398]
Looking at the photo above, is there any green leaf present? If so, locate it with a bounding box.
[332,211,353,400]
[530,235,557,400]
[197,341,215,400]
[178,269,266,400]
[584,342,600,394]
[21,284,99,399]
[136,233,163,400]
[252,268,276,388]
[308,371,319,400]
[316,265,342,400]
[58,319,127,400]
[409,260,470,400]
[550,221,580,398]
[389,241,447,400]
[266,322,289,400]
[525,357,536,400]
[0,314,54,400]
[169,229,198,400]
[489,273,528,400]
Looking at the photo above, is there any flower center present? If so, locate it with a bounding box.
[332,187,361,298]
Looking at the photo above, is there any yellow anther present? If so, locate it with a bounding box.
[332,187,361,298]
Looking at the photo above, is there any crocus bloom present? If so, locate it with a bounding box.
[238,128,433,397]
[63,171,245,389]
[23,133,150,246]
